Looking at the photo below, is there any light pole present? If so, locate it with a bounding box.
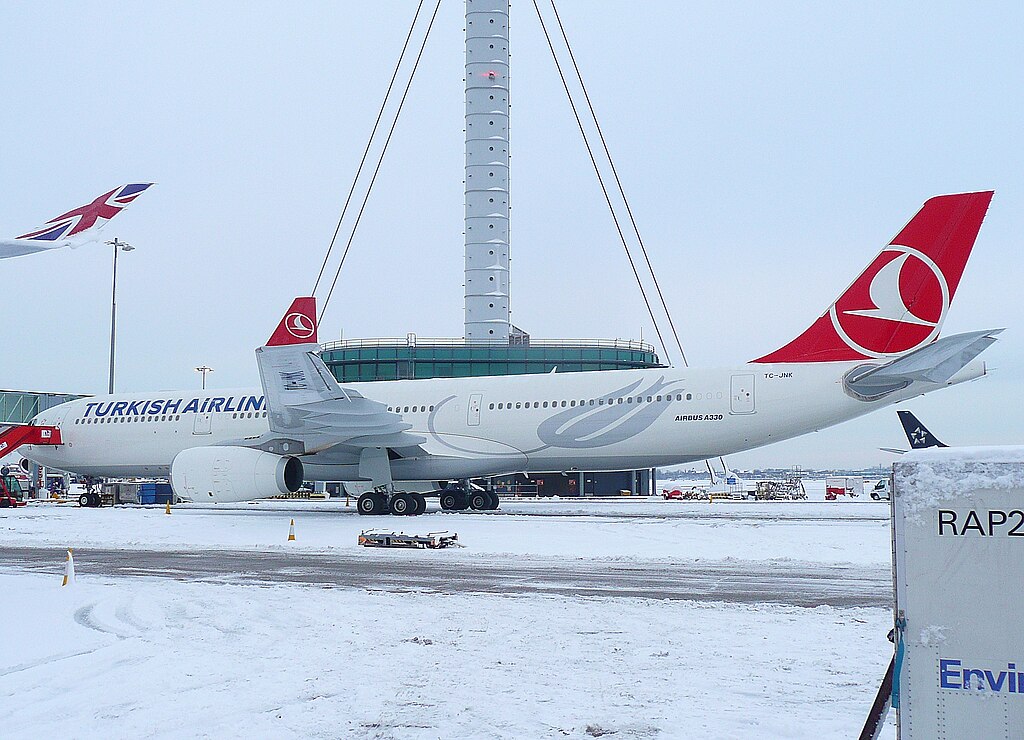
[195,365,213,390]
[106,238,135,394]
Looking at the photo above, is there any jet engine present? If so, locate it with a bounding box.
[170,446,303,503]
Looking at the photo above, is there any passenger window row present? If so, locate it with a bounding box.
[488,393,692,411]
[75,411,269,425]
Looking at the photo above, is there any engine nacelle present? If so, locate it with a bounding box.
[170,446,303,503]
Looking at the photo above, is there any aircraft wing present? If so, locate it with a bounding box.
[241,297,425,456]
[0,240,52,259]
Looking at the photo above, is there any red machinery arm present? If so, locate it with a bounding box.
[0,425,63,457]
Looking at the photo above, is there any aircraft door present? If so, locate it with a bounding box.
[47,406,71,429]
[730,374,755,414]
[193,412,212,435]
[468,393,482,426]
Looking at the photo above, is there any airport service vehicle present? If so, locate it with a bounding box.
[16,192,1002,516]
[662,486,708,501]
[0,184,153,260]
[870,478,891,500]
[0,469,27,507]
[825,476,862,501]
[753,479,807,500]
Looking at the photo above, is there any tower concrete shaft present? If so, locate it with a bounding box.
[464,0,510,342]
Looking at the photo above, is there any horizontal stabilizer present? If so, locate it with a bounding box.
[844,329,1001,399]
[252,296,423,455]
[255,345,422,450]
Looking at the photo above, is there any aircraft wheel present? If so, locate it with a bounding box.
[485,491,499,510]
[469,491,489,510]
[411,493,427,515]
[391,492,414,515]
[79,493,92,508]
[439,491,459,510]
[357,492,386,515]
[88,493,101,507]
[453,493,470,510]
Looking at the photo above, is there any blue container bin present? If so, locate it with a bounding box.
[138,483,173,505]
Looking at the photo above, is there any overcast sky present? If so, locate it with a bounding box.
[1,1,1021,469]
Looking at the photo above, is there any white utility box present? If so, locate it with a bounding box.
[893,447,1024,738]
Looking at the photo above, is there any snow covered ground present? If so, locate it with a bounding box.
[1,493,896,739]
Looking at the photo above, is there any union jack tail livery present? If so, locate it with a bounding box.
[1,183,154,260]
[754,191,994,363]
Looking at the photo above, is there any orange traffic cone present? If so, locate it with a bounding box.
[288,519,296,542]
[62,548,75,587]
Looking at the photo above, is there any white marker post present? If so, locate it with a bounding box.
[892,447,1024,737]
[62,548,75,587]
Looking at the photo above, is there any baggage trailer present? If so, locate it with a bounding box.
[358,530,460,549]
[824,476,861,501]
[754,478,808,500]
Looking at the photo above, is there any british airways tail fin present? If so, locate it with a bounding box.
[0,183,154,259]
[897,410,948,449]
[753,191,994,363]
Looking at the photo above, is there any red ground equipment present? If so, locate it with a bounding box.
[0,468,27,507]
[0,425,63,507]
[825,476,862,501]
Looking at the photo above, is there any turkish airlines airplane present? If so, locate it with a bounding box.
[23,191,1001,515]
[0,184,153,259]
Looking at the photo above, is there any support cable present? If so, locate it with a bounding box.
[548,0,688,366]
[320,0,443,322]
[531,0,671,365]
[312,0,427,297]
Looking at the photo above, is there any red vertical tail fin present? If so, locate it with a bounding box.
[267,297,318,346]
[753,191,993,363]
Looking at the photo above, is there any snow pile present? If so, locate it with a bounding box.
[896,458,1024,518]
[903,445,1024,463]
[0,573,895,739]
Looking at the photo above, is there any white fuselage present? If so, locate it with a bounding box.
[24,360,957,482]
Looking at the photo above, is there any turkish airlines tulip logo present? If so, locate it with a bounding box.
[285,311,316,339]
[830,245,949,358]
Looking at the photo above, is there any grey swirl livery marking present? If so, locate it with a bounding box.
[426,376,684,456]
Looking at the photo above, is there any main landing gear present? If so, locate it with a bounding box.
[355,484,500,515]
[438,483,499,512]
[356,487,427,516]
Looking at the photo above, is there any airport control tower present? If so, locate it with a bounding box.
[320,0,663,496]
[463,0,511,342]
